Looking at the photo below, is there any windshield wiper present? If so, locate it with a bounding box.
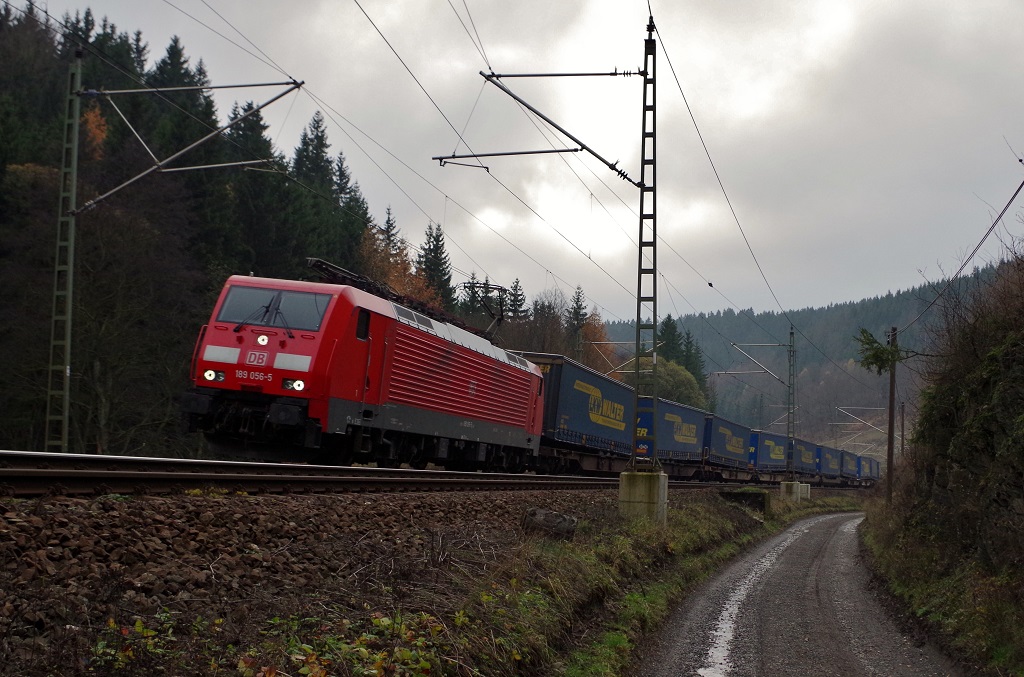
[273,308,296,338]
[233,304,270,333]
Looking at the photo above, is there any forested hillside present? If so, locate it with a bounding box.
[0,4,632,454]
[608,267,996,450]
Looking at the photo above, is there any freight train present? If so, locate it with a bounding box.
[182,260,879,486]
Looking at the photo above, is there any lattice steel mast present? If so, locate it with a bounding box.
[630,16,659,469]
[45,50,83,452]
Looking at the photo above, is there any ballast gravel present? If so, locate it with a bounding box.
[0,489,619,671]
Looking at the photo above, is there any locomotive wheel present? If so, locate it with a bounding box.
[310,449,352,466]
[405,442,428,470]
[503,458,525,474]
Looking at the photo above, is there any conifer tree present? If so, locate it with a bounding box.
[415,222,456,310]
[339,177,373,271]
[149,38,219,160]
[563,286,589,360]
[225,102,297,277]
[380,206,402,258]
[1,3,65,165]
[358,209,441,307]
[658,315,685,363]
[507,278,529,320]
[293,111,333,185]
[149,38,238,274]
[459,271,481,315]
[564,286,588,331]
[681,329,708,393]
[291,112,340,264]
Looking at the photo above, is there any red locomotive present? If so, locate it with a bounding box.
[182,259,544,470]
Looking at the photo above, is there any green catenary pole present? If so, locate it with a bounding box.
[45,50,83,453]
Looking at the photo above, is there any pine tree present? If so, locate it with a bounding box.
[291,112,339,263]
[0,3,65,166]
[415,222,456,310]
[293,111,333,185]
[149,38,239,274]
[149,38,220,160]
[358,209,441,306]
[507,278,529,321]
[681,329,708,393]
[564,286,588,331]
[333,151,370,272]
[225,101,297,277]
[380,206,402,258]
[562,286,588,360]
[459,271,481,315]
[338,177,373,271]
[658,315,685,363]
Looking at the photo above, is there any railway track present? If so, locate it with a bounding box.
[0,450,625,497]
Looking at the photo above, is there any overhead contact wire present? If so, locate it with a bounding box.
[352,0,634,309]
[656,23,878,394]
[898,174,1024,336]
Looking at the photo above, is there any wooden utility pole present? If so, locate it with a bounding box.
[886,326,897,504]
[786,326,795,480]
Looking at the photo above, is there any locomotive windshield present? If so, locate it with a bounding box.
[217,285,332,332]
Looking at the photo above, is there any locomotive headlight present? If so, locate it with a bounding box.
[203,370,216,381]
[284,379,305,391]
[292,380,305,391]
[256,334,269,346]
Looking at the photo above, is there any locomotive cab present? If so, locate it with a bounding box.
[182,276,346,456]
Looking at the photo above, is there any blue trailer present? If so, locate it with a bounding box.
[817,445,842,481]
[793,437,817,476]
[859,456,880,483]
[750,430,789,475]
[519,352,634,457]
[643,396,707,463]
[704,414,754,477]
[840,450,860,481]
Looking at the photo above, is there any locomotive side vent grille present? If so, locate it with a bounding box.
[393,304,436,334]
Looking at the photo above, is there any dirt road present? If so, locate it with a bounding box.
[635,513,963,677]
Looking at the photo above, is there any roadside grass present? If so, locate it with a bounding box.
[861,496,1024,676]
[557,492,861,676]
[77,490,860,675]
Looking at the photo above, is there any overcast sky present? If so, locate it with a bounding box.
[36,0,1024,323]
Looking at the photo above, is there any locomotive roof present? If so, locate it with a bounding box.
[223,275,541,376]
[226,275,359,295]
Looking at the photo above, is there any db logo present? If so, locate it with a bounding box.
[245,351,269,366]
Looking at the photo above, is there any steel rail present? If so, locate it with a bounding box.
[0,450,621,497]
